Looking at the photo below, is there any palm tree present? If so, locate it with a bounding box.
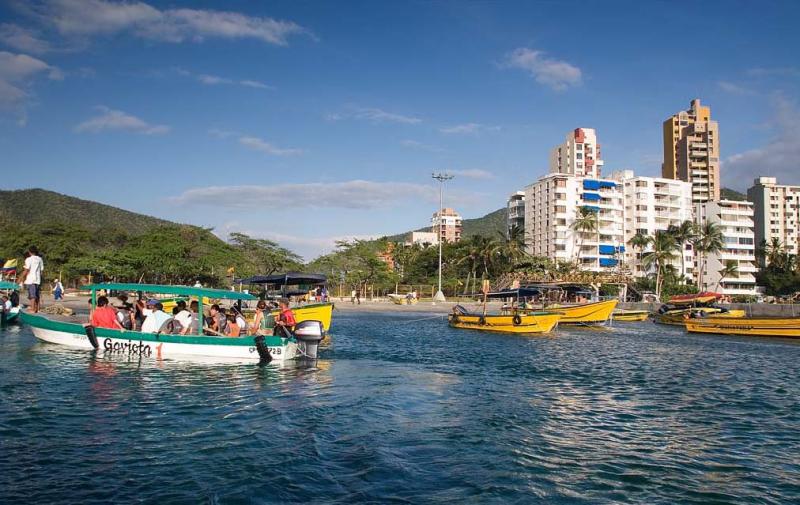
[692,221,724,291]
[628,233,650,276]
[667,220,697,283]
[478,236,501,278]
[571,207,598,268]
[642,231,678,300]
[764,237,786,268]
[456,237,482,295]
[498,225,528,268]
[715,260,739,293]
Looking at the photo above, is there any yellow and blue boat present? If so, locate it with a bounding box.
[238,272,334,332]
[685,317,800,338]
[449,306,561,334]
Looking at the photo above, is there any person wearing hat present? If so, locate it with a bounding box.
[140,300,171,333]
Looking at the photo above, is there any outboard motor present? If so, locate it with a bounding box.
[294,320,324,359]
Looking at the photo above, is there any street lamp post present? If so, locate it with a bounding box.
[432,172,454,302]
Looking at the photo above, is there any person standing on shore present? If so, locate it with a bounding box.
[52,279,64,301]
[19,246,43,313]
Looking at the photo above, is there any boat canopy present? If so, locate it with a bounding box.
[668,291,721,305]
[237,272,327,286]
[80,283,257,300]
[486,288,543,299]
[0,281,19,290]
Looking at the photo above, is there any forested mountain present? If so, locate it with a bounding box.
[385,207,508,242]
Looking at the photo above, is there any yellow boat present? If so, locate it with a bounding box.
[275,302,333,332]
[449,309,561,334]
[612,309,650,322]
[545,299,618,325]
[685,317,800,338]
[653,307,746,326]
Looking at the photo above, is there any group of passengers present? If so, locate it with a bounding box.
[88,295,296,338]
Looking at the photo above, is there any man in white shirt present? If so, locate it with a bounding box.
[141,300,172,333]
[19,246,44,313]
[174,300,193,333]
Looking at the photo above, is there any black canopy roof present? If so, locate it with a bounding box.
[236,272,327,286]
[486,288,543,299]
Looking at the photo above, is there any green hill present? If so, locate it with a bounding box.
[721,187,747,201]
[385,207,508,242]
[0,188,171,234]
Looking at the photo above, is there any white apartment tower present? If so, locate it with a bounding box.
[695,200,758,296]
[612,170,694,280]
[524,173,625,272]
[507,191,525,238]
[550,128,604,178]
[747,176,800,260]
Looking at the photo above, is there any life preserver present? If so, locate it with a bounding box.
[512,314,522,325]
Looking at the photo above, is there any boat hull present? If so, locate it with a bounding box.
[21,311,300,361]
[449,312,560,334]
[612,310,649,322]
[278,303,333,331]
[544,300,618,325]
[654,308,746,326]
[685,317,800,338]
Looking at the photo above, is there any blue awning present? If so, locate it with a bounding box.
[599,258,618,267]
[599,181,617,189]
[583,179,600,190]
[598,245,616,255]
[582,192,600,201]
[582,205,600,212]
[617,245,626,252]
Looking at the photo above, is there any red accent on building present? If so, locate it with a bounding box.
[574,128,585,143]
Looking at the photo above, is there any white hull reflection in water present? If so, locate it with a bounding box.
[2,312,800,504]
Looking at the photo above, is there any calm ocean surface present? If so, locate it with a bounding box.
[1,311,799,504]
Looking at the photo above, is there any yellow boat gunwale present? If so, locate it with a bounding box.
[448,311,561,334]
[685,317,800,338]
[612,310,650,322]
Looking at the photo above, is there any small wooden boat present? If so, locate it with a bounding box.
[0,281,20,324]
[653,307,746,326]
[449,307,561,334]
[669,291,722,305]
[22,283,326,362]
[612,309,650,322]
[388,293,418,305]
[685,317,800,338]
[546,299,618,325]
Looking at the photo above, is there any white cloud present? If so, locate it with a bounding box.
[400,139,444,153]
[717,81,755,95]
[176,67,272,90]
[73,105,170,134]
[27,0,310,46]
[328,106,421,124]
[0,23,51,54]
[503,47,582,91]
[450,169,494,180]
[723,94,800,190]
[0,50,62,106]
[439,122,500,135]
[238,136,302,156]
[171,180,442,210]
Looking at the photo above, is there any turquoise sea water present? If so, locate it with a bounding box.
[1,311,799,504]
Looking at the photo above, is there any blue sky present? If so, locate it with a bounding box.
[1,0,799,259]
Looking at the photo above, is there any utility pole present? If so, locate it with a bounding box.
[432,172,454,302]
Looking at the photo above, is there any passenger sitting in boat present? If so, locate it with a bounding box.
[250,300,275,336]
[114,294,134,330]
[2,296,10,312]
[181,300,200,335]
[90,296,124,330]
[160,307,184,334]
[209,304,227,335]
[141,300,171,333]
[173,301,193,334]
[274,298,296,336]
[225,314,241,337]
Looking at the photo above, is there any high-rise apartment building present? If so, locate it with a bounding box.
[549,128,604,178]
[747,176,800,260]
[524,173,624,272]
[431,208,462,243]
[506,191,525,238]
[612,170,694,279]
[662,99,720,203]
[695,200,758,296]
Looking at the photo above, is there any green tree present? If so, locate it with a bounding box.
[642,231,678,300]
[571,207,598,268]
[692,222,724,291]
[228,232,302,278]
[666,220,697,282]
[628,233,650,276]
[716,260,739,293]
